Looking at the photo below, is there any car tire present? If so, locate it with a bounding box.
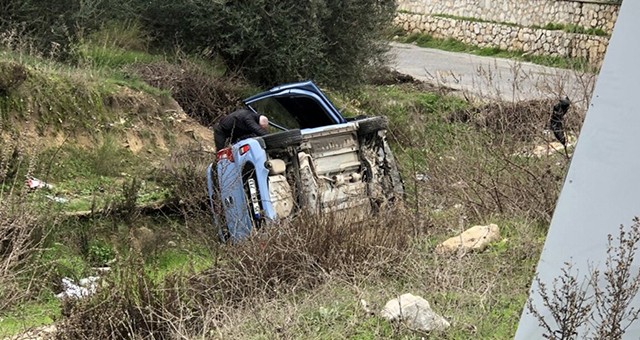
[262,129,303,149]
[357,117,388,136]
[209,165,230,242]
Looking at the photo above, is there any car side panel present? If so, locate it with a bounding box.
[216,138,275,242]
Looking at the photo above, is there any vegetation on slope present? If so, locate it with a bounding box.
[0,2,593,339]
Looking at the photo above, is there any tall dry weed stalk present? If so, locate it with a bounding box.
[0,144,54,313]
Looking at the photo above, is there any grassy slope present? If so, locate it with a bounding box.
[0,39,223,336]
[0,41,569,338]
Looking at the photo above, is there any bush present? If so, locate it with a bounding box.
[0,0,138,56]
[139,0,397,88]
[130,60,248,127]
[3,0,397,88]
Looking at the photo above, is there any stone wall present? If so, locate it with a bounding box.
[395,0,620,65]
[398,0,619,33]
[395,14,609,64]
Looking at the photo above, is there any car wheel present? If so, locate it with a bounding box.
[262,129,303,149]
[357,117,388,136]
[382,139,405,200]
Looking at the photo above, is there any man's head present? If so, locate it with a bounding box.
[259,115,269,131]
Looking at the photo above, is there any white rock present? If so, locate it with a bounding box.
[380,293,450,332]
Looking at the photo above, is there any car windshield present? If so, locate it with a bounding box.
[249,95,336,130]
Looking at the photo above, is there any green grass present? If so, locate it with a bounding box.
[533,22,609,36]
[398,33,596,72]
[344,84,470,150]
[0,298,60,337]
[38,242,93,280]
[433,13,520,27]
[0,234,213,337]
[76,45,163,69]
[146,246,214,282]
[1,137,172,213]
[0,38,562,338]
[217,214,546,339]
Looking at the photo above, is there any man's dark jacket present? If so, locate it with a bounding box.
[214,108,266,150]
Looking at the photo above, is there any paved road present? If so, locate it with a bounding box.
[388,42,597,108]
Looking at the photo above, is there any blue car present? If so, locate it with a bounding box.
[206,81,403,242]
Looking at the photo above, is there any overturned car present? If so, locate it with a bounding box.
[206,81,404,242]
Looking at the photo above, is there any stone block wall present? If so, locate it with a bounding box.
[395,0,620,65]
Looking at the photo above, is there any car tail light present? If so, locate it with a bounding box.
[239,144,250,155]
[216,148,234,162]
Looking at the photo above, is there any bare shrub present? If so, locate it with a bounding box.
[0,60,28,95]
[527,218,640,339]
[401,99,580,222]
[591,218,640,339]
[58,255,189,339]
[450,99,583,143]
[193,209,412,299]
[153,145,212,219]
[0,148,55,312]
[527,263,593,339]
[130,60,248,127]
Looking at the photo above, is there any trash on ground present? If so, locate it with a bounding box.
[25,177,53,190]
[45,195,69,203]
[415,173,429,181]
[56,276,100,299]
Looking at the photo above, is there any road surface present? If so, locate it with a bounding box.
[388,42,597,108]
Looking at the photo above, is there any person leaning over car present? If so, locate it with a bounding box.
[214,108,269,150]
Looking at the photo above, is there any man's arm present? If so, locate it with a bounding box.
[242,112,267,136]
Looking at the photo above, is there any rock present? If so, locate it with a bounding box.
[380,293,450,332]
[133,226,157,253]
[436,224,500,254]
[530,142,565,157]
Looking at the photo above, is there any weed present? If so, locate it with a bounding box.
[0,148,60,314]
[432,13,521,28]
[56,208,413,339]
[0,60,27,95]
[0,298,60,337]
[87,241,115,266]
[535,23,609,37]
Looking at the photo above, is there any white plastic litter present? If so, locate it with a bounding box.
[45,195,69,203]
[56,276,100,299]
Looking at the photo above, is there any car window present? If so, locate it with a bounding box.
[249,95,336,130]
[250,97,301,130]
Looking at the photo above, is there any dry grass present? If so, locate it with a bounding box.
[391,97,580,223]
[56,208,414,339]
[0,146,57,314]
